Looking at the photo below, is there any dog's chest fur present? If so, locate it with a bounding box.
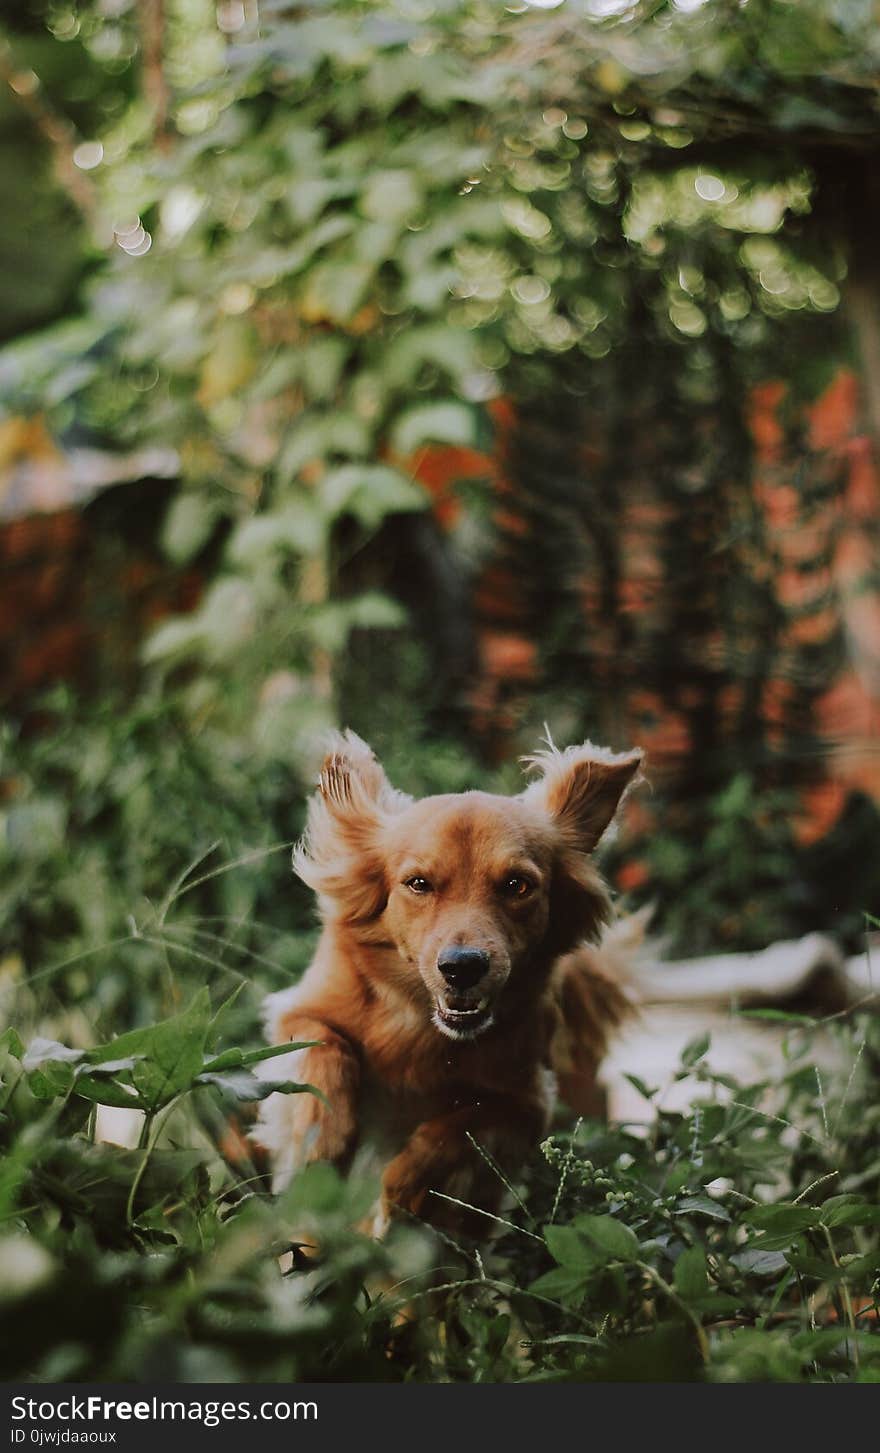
[254,980,556,1198]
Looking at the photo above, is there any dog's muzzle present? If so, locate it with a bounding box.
[433,946,494,1038]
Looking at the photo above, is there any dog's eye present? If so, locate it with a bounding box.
[501,875,532,899]
[404,876,433,895]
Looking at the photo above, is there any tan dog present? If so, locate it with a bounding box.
[254,732,643,1238]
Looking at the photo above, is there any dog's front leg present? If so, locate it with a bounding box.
[380,1095,546,1238]
[260,1014,360,1179]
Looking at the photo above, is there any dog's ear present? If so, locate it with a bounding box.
[294,731,410,926]
[522,741,643,854]
[522,740,644,951]
[314,730,403,821]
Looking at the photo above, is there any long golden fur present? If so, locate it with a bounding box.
[254,731,643,1238]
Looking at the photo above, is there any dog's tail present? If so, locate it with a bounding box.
[549,905,652,1116]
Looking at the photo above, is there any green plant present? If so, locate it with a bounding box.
[471,1012,880,1382]
[2,931,878,1382]
[1,988,316,1224]
[637,772,804,953]
[1,0,879,1385]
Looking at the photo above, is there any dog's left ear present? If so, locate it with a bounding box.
[522,741,644,853]
[523,740,644,953]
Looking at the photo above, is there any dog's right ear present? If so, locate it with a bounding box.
[293,731,410,925]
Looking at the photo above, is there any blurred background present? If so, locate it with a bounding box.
[2,0,879,1038]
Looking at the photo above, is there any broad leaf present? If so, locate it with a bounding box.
[680,1032,711,1068]
[529,1265,592,1307]
[544,1224,600,1270]
[0,1028,24,1060]
[673,1246,708,1300]
[89,990,213,1111]
[197,1070,322,1103]
[391,400,476,454]
[201,1040,322,1074]
[574,1214,641,1263]
[676,1196,731,1223]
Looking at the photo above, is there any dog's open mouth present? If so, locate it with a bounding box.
[433,995,494,1039]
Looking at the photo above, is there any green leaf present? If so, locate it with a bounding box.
[300,336,349,401]
[791,1328,880,1361]
[819,1197,880,1229]
[680,1032,711,1067]
[69,1056,145,1109]
[286,177,338,227]
[78,1056,140,1079]
[72,1076,145,1110]
[160,492,220,566]
[245,1039,321,1068]
[301,260,372,324]
[4,800,67,860]
[22,1039,84,1100]
[676,1196,731,1223]
[321,465,427,529]
[90,990,213,1111]
[344,593,408,628]
[529,1265,592,1307]
[277,413,371,483]
[730,1248,789,1276]
[256,216,355,282]
[574,1214,641,1262]
[735,1008,816,1027]
[382,324,476,389]
[227,502,326,566]
[200,1040,322,1074]
[783,1251,841,1279]
[196,579,258,660]
[26,1067,77,1101]
[206,981,246,1041]
[141,616,205,667]
[543,1224,599,1270]
[0,1028,24,1060]
[361,169,422,224]
[197,1070,321,1103]
[744,1204,819,1235]
[307,595,407,652]
[199,1047,246,1074]
[674,1246,708,1300]
[390,400,476,455]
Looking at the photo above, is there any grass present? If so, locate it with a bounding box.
[1,852,879,1384]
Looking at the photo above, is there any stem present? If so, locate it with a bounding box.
[0,1068,24,1113]
[137,1110,154,1152]
[821,1224,860,1370]
[637,1260,709,1364]
[139,0,171,151]
[391,1276,597,1332]
[427,1191,544,1243]
[0,39,96,220]
[127,1102,176,1228]
[549,1116,582,1225]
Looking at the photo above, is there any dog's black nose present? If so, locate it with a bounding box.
[437,946,490,990]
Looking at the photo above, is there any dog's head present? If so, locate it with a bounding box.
[295,731,643,1041]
